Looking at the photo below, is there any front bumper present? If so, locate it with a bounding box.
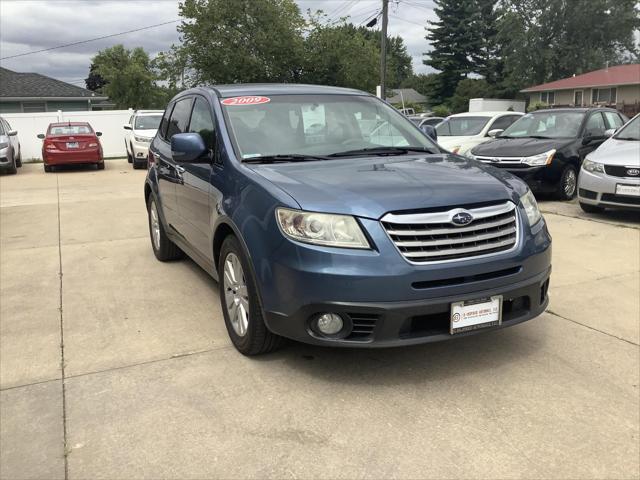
[131,141,150,160]
[495,165,562,193]
[578,168,640,209]
[264,267,550,347]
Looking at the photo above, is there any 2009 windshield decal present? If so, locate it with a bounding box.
[221,96,271,106]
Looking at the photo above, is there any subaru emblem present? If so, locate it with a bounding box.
[627,168,639,177]
[451,211,473,226]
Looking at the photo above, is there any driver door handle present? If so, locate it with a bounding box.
[175,165,185,174]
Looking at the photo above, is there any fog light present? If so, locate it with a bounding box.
[316,313,343,335]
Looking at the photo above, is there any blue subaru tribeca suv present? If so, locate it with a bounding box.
[145,85,551,355]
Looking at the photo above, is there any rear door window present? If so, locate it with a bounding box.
[166,98,193,140]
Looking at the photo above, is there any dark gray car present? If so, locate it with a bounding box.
[0,117,22,174]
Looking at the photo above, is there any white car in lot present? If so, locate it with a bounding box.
[435,111,523,155]
[578,113,640,213]
[123,110,163,169]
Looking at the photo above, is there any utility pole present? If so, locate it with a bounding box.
[380,0,389,101]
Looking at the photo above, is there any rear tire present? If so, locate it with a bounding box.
[44,164,52,173]
[556,165,578,201]
[97,162,105,170]
[580,202,604,214]
[147,196,182,261]
[218,236,283,356]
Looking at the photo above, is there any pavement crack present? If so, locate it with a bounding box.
[56,175,69,480]
[546,309,639,346]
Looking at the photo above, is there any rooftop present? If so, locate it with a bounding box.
[203,84,369,98]
[0,67,107,100]
[521,64,640,93]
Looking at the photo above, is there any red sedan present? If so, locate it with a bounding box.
[38,122,104,172]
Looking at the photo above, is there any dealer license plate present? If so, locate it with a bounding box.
[450,296,502,334]
[67,142,79,149]
[616,184,640,197]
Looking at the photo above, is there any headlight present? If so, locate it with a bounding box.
[582,158,604,173]
[134,135,151,143]
[520,190,542,226]
[450,146,461,154]
[521,149,555,166]
[276,208,370,249]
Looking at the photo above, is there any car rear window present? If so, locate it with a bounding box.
[48,125,92,135]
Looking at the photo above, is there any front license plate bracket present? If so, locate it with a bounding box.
[450,296,502,334]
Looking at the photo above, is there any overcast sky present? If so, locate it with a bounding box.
[0,0,436,87]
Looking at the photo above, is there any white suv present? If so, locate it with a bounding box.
[435,111,523,156]
[123,110,163,169]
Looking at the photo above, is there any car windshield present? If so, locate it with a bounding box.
[614,115,640,141]
[221,94,438,160]
[135,115,162,130]
[48,125,92,135]
[502,111,584,138]
[435,117,490,136]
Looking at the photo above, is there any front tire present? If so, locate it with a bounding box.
[7,155,17,175]
[580,202,604,214]
[218,236,283,356]
[15,149,22,168]
[556,165,578,201]
[126,141,133,163]
[147,196,182,261]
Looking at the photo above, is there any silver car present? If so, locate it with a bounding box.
[578,113,640,212]
[0,116,22,174]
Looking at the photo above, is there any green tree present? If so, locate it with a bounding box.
[424,0,477,101]
[91,45,158,109]
[468,0,502,86]
[449,78,493,112]
[499,0,640,91]
[84,63,106,92]
[301,18,379,92]
[166,0,305,85]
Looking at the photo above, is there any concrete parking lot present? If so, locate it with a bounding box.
[1,159,639,479]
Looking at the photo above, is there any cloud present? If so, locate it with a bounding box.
[0,0,436,84]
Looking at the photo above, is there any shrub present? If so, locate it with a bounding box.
[527,101,549,112]
[432,105,451,117]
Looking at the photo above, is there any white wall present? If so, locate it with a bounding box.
[469,98,526,113]
[2,109,134,161]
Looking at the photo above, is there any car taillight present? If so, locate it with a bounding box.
[89,143,98,147]
[45,142,56,150]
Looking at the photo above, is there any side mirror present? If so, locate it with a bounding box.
[123,124,132,130]
[171,133,207,162]
[488,129,503,138]
[604,128,616,138]
[421,125,438,142]
[582,132,605,145]
[7,130,17,136]
[96,132,102,137]
[37,134,45,139]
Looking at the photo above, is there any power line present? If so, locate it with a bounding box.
[0,19,180,60]
[389,14,425,27]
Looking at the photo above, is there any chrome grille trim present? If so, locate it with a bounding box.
[381,201,519,263]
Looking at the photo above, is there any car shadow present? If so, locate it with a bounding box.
[251,320,545,386]
[49,163,103,173]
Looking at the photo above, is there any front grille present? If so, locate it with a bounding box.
[345,313,379,341]
[382,202,519,263]
[601,193,640,206]
[604,165,640,178]
[474,155,527,168]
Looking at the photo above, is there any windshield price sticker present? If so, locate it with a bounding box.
[221,96,271,106]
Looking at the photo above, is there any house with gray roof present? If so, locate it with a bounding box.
[386,88,428,106]
[0,67,110,113]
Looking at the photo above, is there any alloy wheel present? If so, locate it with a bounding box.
[150,201,161,250]
[223,252,249,337]
[564,169,577,197]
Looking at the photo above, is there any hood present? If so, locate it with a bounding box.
[249,154,522,219]
[587,138,640,166]
[471,137,574,157]
[133,129,157,138]
[437,136,476,149]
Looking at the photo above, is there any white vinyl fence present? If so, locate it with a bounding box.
[2,109,135,161]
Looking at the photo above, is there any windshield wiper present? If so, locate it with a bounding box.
[328,146,437,157]
[242,154,331,164]
[614,137,639,141]
[525,135,554,139]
